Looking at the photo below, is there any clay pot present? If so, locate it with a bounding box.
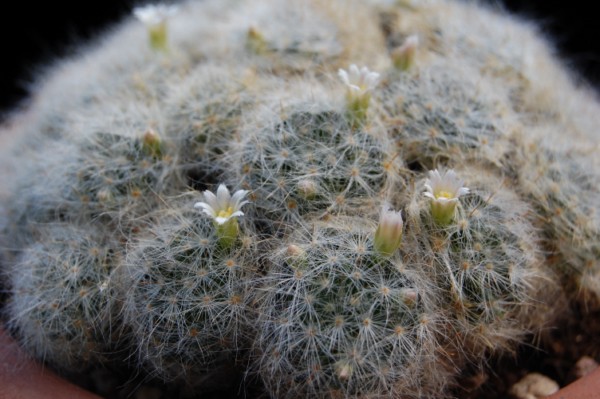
[545,366,600,399]
[0,327,101,399]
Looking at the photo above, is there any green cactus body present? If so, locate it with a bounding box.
[254,218,448,398]
[510,146,600,302]
[164,67,251,190]
[5,225,119,372]
[379,69,507,172]
[75,132,174,224]
[238,110,392,228]
[123,204,256,388]
[429,170,548,353]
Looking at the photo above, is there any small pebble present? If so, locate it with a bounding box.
[575,356,599,379]
[509,373,559,399]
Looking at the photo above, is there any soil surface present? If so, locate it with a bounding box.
[456,300,600,398]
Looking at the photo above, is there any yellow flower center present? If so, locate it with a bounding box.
[436,190,454,199]
[217,206,234,219]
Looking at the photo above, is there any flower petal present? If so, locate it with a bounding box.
[428,169,442,184]
[231,189,249,208]
[338,69,350,86]
[202,190,219,209]
[134,5,178,25]
[216,184,231,209]
[194,201,215,215]
[214,216,230,225]
[229,210,245,218]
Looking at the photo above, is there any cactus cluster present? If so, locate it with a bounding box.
[1,0,599,398]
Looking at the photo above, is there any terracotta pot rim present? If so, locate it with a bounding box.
[544,365,600,399]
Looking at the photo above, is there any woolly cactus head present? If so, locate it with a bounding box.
[122,198,258,387]
[233,105,403,234]
[253,217,450,398]
[5,224,120,372]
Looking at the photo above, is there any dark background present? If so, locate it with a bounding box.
[1,0,599,119]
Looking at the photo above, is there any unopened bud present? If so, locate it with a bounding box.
[142,129,163,158]
[96,187,113,203]
[297,179,318,199]
[133,5,178,52]
[335,361,353,380]
[374,204,404,256]
[247,26,268,54]
[400,288,418,306]
[392,35,419,71]
[287,244,305,257]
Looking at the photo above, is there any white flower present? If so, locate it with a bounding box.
[423,169,469,225]
[194,184,249,225]
[374,203,404,256]
[134,4,178,26]
[338,64,380,96]
[338,65,380,126]
[424,169,469,201]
